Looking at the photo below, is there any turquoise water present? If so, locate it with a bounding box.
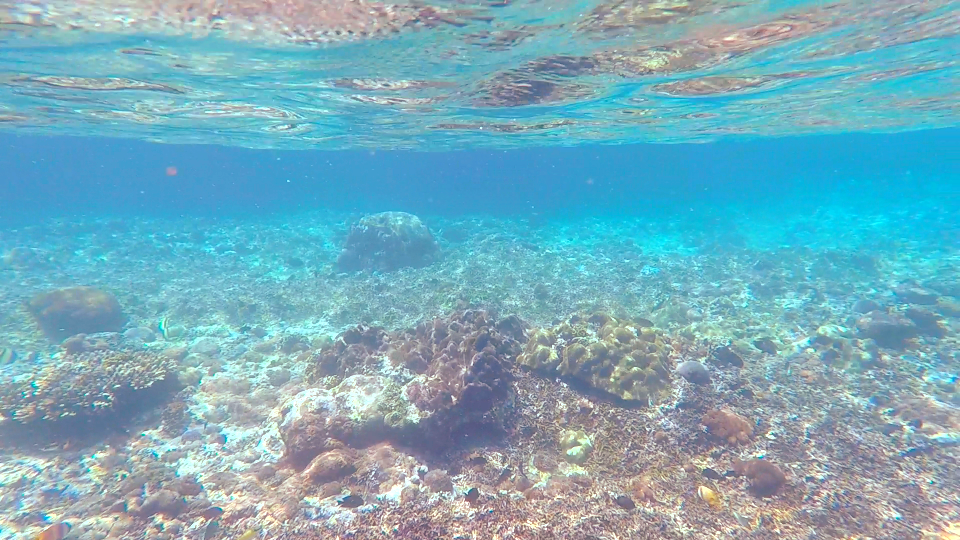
[1,0,957,149]
[1,2,959,540]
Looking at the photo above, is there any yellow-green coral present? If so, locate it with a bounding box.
[518,313,673,403]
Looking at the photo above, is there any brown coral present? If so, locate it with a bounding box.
[27,286,126,341]
[517,313,673,403]
[302,448,358,485]
[701,409,753,445]
[731,458,786,497]
[296,310,527,457]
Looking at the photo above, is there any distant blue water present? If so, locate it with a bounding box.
[2,129,958,224]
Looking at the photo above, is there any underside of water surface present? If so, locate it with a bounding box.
[0,0,958,149]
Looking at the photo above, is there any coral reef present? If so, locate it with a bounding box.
[0,347,179,447]
[283,310,526,467]
[26,286,126,341]
[517,313,672,403]
[336,212,440,272]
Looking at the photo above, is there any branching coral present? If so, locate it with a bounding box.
[0,348,179,446]
[517,313,672,403]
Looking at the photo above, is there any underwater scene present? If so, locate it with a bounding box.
[1,1,960,540]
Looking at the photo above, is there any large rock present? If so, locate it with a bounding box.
[336,212,439,272]
[278,375,418,468]
[855,310,918,349]
[27,286,125,341]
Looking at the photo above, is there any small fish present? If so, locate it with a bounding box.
[466,454,488,466]
[0,347,17,365]
[614,494,636,510]
[464,487,480,503]
[753,338,778,355]
[202,520,220,540]
[697,486,722,510]
[201,506,224,520]
[712,346,744,368]
[336,494,364,508]
[157,317,170,339]
[36,523,71,540]
[701,468,725,481]
[236,531,258,540]
[635,317,654,328]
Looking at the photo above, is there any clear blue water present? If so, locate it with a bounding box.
[0,2,959,539]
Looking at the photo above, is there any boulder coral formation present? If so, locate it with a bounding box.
[517,313,673,404]
[336,211,440,272]
[26,286,125,341]
[282,310,526,468]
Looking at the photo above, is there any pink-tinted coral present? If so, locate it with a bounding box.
[293,310,526,460]
[701,409,753,445]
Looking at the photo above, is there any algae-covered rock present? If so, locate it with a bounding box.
[518,313,673,404]
[27,286,126,341]
[559,429,593,464]
[0,347,179,447]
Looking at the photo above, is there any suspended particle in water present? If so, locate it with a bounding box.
[166,166,178,176]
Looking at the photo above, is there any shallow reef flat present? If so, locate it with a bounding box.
[0,200,957,540]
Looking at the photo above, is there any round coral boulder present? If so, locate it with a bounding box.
[27,286,126,341]
[336,211,440,272]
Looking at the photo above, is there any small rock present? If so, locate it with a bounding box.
[905,307,946,337]
[190,337,221,356]
[267,368,292,387]
[677,361,711,385]
[895,283,939,305]
[935,297,960,317]
[139,489,186,518]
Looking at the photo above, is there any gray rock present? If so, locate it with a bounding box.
[853,299,881,314]
[190,337,221,356]
[895,283,939,305]
[123,326,156,344]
